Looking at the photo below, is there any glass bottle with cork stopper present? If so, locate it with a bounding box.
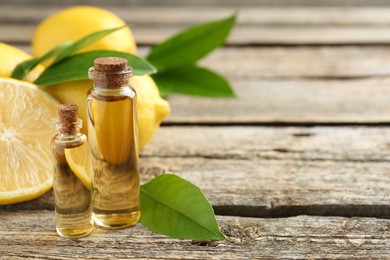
[51,104,93,238]
[87,57,141,229]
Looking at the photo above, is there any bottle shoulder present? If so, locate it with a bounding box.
[51,133,87,149]
[87,85,136,100]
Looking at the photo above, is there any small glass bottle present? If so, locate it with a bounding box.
[51,104,93,238]
[87,57,141,229]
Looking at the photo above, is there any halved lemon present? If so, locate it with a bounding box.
[0,78,58,205]
[65,142,92,189]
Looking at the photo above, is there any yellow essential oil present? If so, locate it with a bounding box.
[87,57,141,229]
[51,104,93,238]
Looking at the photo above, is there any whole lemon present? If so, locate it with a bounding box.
[0,42,44,82]
[41,75,170,150]
[32,6,137,58]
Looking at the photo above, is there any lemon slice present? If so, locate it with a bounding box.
[65,142,92,189]
[0,78,58,205]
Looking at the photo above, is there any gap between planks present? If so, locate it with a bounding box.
[5,6,390,26]
[8,6,390,46]
[8,24,390,47]
[3,127,390,219]
[11,45,390,80]
[2,0,390,6]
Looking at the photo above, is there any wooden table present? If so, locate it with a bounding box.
[1,2,390,259]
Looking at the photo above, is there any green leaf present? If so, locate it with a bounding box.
[53,25,127,64]
[34,50,156,86]
[12,26,127,81]
[157,88,171,99]
[140,174,225,241]
[147,14,237,71]
[152,65,235,97]
[11,41,73,80]
[150,75,172,98]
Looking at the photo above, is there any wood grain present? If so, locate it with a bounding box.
[8,0,390,6]
[144,126,390,218]
[198,46,390,79]
[133,26,390,46]
[4,7,390,26]
[10,45,390,79]
[6,7,390,45]
[8,24,390,46]
[141,46,390,79]
[3,127,390,218]
[165,78,390,124]
[16,46,390,80]
[0,211,389,259]
[143,127,390,162]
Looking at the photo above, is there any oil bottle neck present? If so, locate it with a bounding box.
[56,118,82,138]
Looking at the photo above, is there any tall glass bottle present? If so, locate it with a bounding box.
[51,104,93,238]
[87,57,140,229]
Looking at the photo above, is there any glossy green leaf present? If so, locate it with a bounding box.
[11,41,73,80]
[147,14,236,71]
[53,25,127,64]
[152,65,235,97]
[150,74,172,98]
[34,50,156,86]
[140,174,225,241]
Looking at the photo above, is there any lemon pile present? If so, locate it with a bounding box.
[0,6,170,205]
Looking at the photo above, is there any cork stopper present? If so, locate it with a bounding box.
[57,104,79,134]
[88,57,132,88]
[94,57,127,72]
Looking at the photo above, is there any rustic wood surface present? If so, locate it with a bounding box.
[1,211,389,259]
[165,78,390,124]
[3,0,390,6]
[6,7,390,45]
[4,127,390,219]
[1,2,390,259]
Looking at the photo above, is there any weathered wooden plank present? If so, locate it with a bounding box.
[5,6,390,26]
[6,6,390,26]
[7,24,390,45]
[7,23,390,46]
[143,127,390,218]
[166,78,390,124]
[143,127,390,162]
[0,211,389,259]
[5,7,390,45]
[12,45,390,80]
[199,46,390,79]
[2,0,390,7]
[133,26,390,46]
[3,127,390,218]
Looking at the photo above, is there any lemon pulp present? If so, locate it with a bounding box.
[0,78,58,205]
